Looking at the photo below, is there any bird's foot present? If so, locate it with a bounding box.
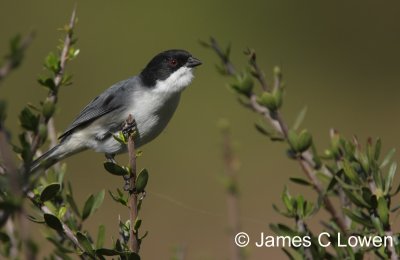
[105,153,117,163]
[122,115,137,139]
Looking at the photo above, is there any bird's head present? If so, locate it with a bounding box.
[140,49,202,92]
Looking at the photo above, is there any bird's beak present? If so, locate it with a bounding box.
[186,56,202,68]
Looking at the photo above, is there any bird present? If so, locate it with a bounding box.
[30,49,202,173]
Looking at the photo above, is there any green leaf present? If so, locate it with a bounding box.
[254,122,271,137]
[385,162,397,194]
[297,129,312,153]
[38,77,56,91]
[287,130,299,152]
[377,197,389,227]
[289,177,311,186]
[44,213,63,231]
[272,204,294,218]
[103,162,128,176]
[96,225,105,249]
[27,215,45,223]
[292,106,307,131]
[108,190,128,207]
[40,183,61,202]
[76,232,94,255]
[272,88,283,109]
[19,107,39,131]
[380,148,396,168]
[237,73,254,95]
[126,252,141,260]
[44,52,60,72]
[342,159,361,184]
[136,169,149,192]
[257,91,277,111]
[342,189,370,208]
[342,208,373,228]
[82,190,105,221]
[42,100,56,118]
[296,195,304,218]
[134,218,142,231]
[58,206,67,219]
[269,223,298,237]
[95,248,121,256]
[281,187,293,213]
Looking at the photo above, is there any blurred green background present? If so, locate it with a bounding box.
[1,0,400,259]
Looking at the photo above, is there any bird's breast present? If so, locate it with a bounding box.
[126,89,181,146]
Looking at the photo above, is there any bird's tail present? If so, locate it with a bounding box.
[30,144,65,174]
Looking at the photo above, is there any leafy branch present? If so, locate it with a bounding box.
[204,37,400,259]
[203,37,347,233]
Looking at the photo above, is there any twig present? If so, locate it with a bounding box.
[210,37,236,75]
[208,39,348,234]
[295,218,313,260]
[246,49,269,91]
[220,122,243,260]
[26,191,85,253]
[30,7,77,168]
[0,32,35,83]
[125,114,139,253]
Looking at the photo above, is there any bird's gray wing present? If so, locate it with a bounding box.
[59,77,136,141]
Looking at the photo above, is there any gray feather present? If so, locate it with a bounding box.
[59,76,139,141]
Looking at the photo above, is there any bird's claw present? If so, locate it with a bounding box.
[122,116,137,139]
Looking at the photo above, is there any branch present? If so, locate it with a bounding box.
[30,7,77,166]
[208,38,348,234]
[295,218,313,260]
[220,121,243,260]
[0,32,35,83]
[26,192,85,253]
[125,115,140,253]
[245,48,269,91]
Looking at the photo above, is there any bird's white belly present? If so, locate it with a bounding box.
[95,90,181,154]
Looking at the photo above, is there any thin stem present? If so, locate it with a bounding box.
[26,192,85,253]
[295,218,313,260]
[30,6,77,170]
[126,114,139,253]
[247,49,269,91]
[221,124,243,260]
[0,32,35,83]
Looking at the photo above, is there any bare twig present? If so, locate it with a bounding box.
[0,32,35,83]
[125,114,140,253]
[220,122,244,260]
[208,39,348,233]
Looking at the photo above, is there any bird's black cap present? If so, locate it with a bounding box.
[140,49,201,87]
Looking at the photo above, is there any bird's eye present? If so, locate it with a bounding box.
[168,58,178,67]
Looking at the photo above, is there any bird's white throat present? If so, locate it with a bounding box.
[154,66,194,93]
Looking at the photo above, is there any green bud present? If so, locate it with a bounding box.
[288,129,299,152]
[273,66,281,77]
[230,73,254,96]
[38,124,47,140]
[257,92,277,111]
[272,88,283,109]
[297,129,312,153]
[42,101,56,118]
